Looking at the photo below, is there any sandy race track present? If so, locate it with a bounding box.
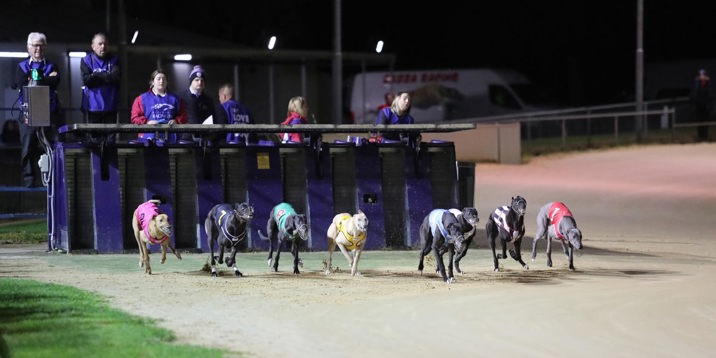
[2,142,715,357]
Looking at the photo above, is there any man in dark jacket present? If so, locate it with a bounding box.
[178,65,227,143]
[80,33,120,143]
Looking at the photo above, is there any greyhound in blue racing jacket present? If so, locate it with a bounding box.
[486,196,529,271]
[449,207,479,275]
[417,209,466,283]
[531,201,583,270]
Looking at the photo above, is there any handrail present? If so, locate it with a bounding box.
[59,123,476,135]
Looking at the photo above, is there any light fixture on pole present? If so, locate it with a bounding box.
[375,40,384,54]
[268,36,277,50]
[0,51,29,58]
[174,54,192,61]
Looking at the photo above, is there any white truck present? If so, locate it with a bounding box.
[347,68,545,124]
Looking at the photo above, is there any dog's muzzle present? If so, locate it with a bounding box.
[511,197,527,216]
[568,229,582,250]
[356,221,369,232]
[160,225,172,237]
[295,224,308,241]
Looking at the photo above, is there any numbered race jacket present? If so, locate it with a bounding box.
[491,206,524,241]
[548,202,573,240]
[135,201,168,244]
[335,213,366,250]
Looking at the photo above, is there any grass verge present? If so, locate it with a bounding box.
[0,278,240,358]
[0,219,47,244]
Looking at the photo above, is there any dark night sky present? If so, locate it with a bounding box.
[126,1,714,105]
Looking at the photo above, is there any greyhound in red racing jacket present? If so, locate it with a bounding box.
[531,201,583,270]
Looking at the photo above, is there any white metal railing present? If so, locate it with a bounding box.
[445,96,716,147]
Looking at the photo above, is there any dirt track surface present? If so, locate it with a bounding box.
[2,143,716,357]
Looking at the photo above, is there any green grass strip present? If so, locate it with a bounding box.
[0,278,237,358]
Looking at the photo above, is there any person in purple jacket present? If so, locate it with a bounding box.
[219,83,254,144]
[80,33,120,142]
[12,32,65,187]
[374,91,416,144]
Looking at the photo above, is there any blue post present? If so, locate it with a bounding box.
[245,145,282,250]
[91,146,123,252]
[356,143,385,249]
[306,142,332,250]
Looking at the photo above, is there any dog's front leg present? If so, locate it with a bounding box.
[508,238,529,270]
[217,244,226,265]
[447,246,456,282]
[228,247,243,277]
[561,241,575,271]
[291,240,301,275]
[350,247,363,276]
[453,244,469,275]
[337,242,354,269]
[168,243,181,260]
[498,236,508,260]
[546,236,554,267]
[160,244,168,264]
[560,240,570,258]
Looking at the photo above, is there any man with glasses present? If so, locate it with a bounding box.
[12,32,64,187]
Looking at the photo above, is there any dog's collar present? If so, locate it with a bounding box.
[283,228,303,241]
[148,233,168,245]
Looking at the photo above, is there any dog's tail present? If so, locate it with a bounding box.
[257,230,270,241]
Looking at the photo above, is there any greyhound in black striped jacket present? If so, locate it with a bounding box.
[486,196,529,272]
[205,202,254,277]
